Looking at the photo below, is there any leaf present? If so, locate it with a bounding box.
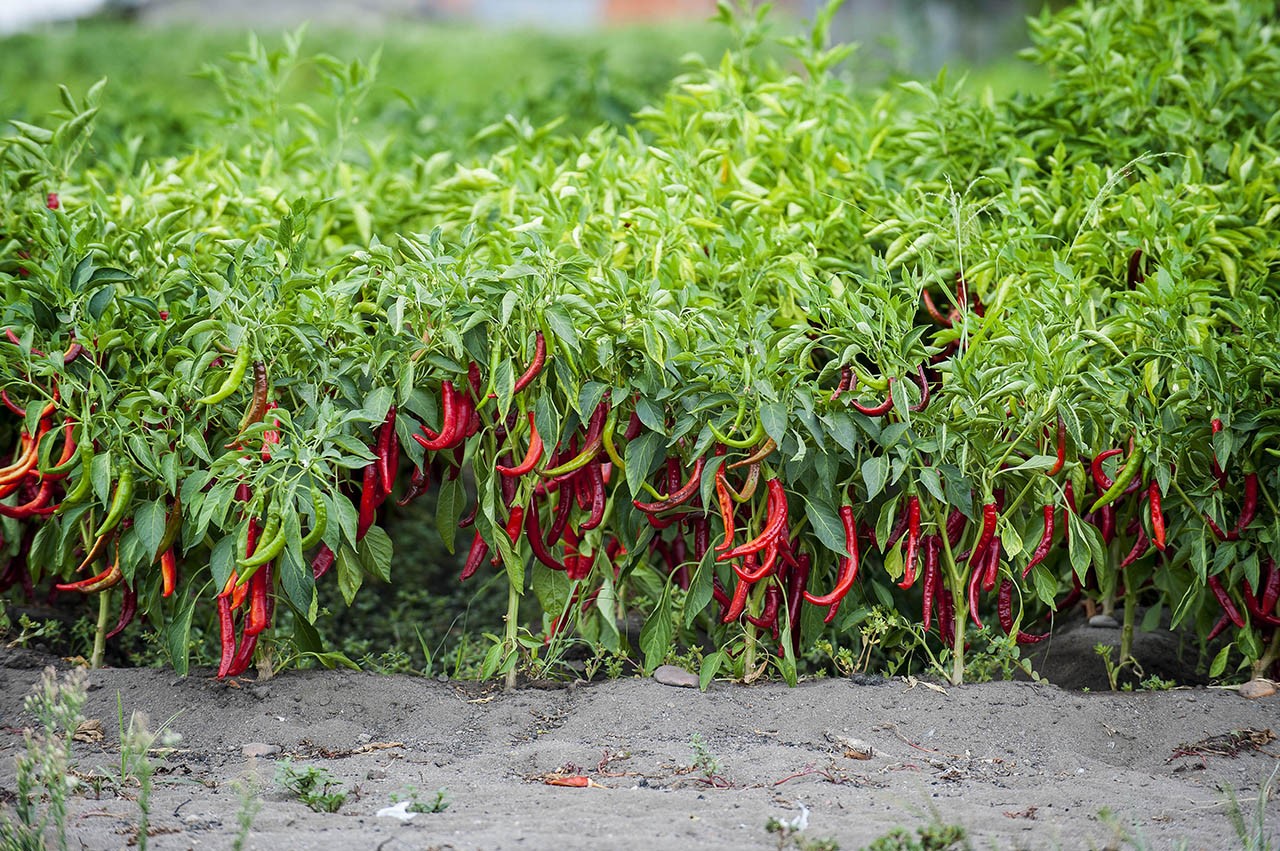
[761,400,788,446]
[803,495,847,556]
[435,476,463,554]
[639,583,673,674]
[685,549,714,630]
[624,431,663,497]
[163,587,199,677]
[357,525,393,582]
[210,533,237,594]
[279,545,316,615]
[699,650,725,691]
[336,544,363,605]
[861,455,888,501]
[87,285,115,321]
[1209,644,1231,679]
[362,386,394,422]
[133,499,167,562]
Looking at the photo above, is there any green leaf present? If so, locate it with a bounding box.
[803,495,847,556]
[638,582,673,674]
[163,588,199,677]
[357,525,393,582]
[87,285,116,321]
[685,549,714,630]
[625,431,663,497]
[761,401,788,446]
[435,476,464,554]
[699,650,725,691]
[862,455,888,501]
[134,499,167,561]
[1209,644,1231,678]
[336,544,363,605]
[210,533,237,593]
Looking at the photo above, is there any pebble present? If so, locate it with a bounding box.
[1088,614,1120,629]
[242,742,281,758]
[652,665,699,688]
[1239,680,1276,700]
[367,768,389,780]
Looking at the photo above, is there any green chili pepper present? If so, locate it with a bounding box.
[196,344,250,405]
[1088,444,1144,514]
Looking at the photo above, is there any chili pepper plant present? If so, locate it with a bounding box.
[2,0,1279,686]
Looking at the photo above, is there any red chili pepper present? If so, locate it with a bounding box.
[396,465,431,507]
[458,501,478,529]
[804,505,859,608]
[692,516,710,563]
[921,535,939,632]
[719,479,788,561]
[105,582,137,640]
[377,406,398,496]
[1263,558,1279,613]
[830,365,853,401]
[46,192,59,210]
[312,543,336,579]
[160,547,177,597]
[0,478,57,518]
[356,461,380,541]
[721,576,751,623]
[714,465,736,552]
[898,496,921,589]
[1098,504,1116,546]
[505,506,525,543]
[1047,415,1066,476]
[945,508,965,547]
[1231,472,1258,539]
[727,437,776,471]
[884,502,910,551]
[1148,482,1166,550]
[497,412,544,477]
[244,562,272,636]
[908,365,930,413]
[545,486,575,547]
[1022,504,1056,579]
[850,377,894,417]
[513,331,547,393]
[580,461,607,531]
[982,538,1001,592]
[997,580,1048,644]
[969,502,998,572]
[460,531,489,581]
[921,289,951,326]
[216,595,237,678]
[1204,513,1230,541]
[1206,612,1232,642]
[936,587,955,641]
[1091,449,1123,491]
[225,630,257,677]
[1119,526,1149,569]
[1126,248,1145,286]
[1242,580,1280,627]
[745,584,782,635]
[633,457,706,514]
[56,560,122,593]
[414,381,464,451]
[1208,575,1244,628]
[525,500,565,571]
[967,565,984,629]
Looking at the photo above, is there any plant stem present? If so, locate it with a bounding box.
[951,594,966,686]
[1253,627,1280,681]
[91,590,111,668]
[503,579,520,692]
[1120,570,1137,674]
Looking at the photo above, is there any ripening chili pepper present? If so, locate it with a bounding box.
[160,547,177,597]
[55,560,122,593]
[633,457,706,514]
[804,505,859,608]
[513,330,547,393]
[714,465,736,552]
[1022,504,1056,579]
[1148,482,1166,550]
[908,365,930,412]
[244,563,272,636]
[1119,527,1149,569]
[545,486,575,546]
[105,583,137,640]
[850,377,894,417]
[505,506,525,543]
[94,468,135,538]
[898,495,921,589]
[397,465,430,507]
[921,535,940,632]
[1204,513,1230,542]
[1231,472,1258,539]
[969,502,998,572]
[967,565,984,629]
[884,501,910,551]
[936,587,955,641]
[727,437,776,470]
[1098,504,1116,546]
[376,406,397,495]
[831,365,853,401]
[945,508,965,547]
[39,419,78,481]
[745,584,782,635]
[982,538,1001,592]
[312,543,336,579]
[497,412,544,477]
[458,501,478,529]
[1047,415,1066,477]
[1208,576,1244,628]
[921,289,951,326]
[0,479,57,518]
[225,630,257,678]
[692,515,710,562]
[1210,418,1227,488]
[1089,445,1144,514]
[1206,612,1232,642]
[235,361,269,435]
[581,461,607,531]
[460,531,489,581]
[1091,449,1123,492]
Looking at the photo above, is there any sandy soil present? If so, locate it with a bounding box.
[1,647,1278,851]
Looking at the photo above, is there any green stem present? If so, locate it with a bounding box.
[930,502,967,685]
[1120,568,1137,672]
[504,578,520,692]
[91,590,111,669]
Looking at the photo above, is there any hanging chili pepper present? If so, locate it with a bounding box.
[216,595,237,678]
[160,547,178,598]
[460,531,489,581]
[898,495,921,589]
[1089,445,1144,514]
[1091,449,1123,491]
[513,330,547,393]
[921,535,940,632]
[1148,482,1166,551]
[1230,472,1258,539]
[969,502,998,572]
[721,576,751,623]
[936,587,956,641]
[397,465,431,507]
[849,377,894,417]
[719,479,788,561]
[1208,576,1244,628]
[997,580,1048,644]
[1242,580,1280,628]
[525,501,565,571]
[1022,504,1056,579]
[105,583,138,640]
[1047,415,1066,476]
[244,563,272,636]
[804,505,859,608]
[1119,527,1149,569]
[312,544,336,579]
[497,412,544,477]
[1210,418,1227,488]
[633,457,705,513]
[414,381,464,451]
[356,461,380,541]
[830,365,853,401]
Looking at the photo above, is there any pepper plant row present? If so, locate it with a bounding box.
[2,0,1279,685]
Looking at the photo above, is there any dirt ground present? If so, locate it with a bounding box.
[1,647,1278,851]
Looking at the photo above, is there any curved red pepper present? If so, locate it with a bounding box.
[513,331,547,393]
[1047,415,1066,477]
[633,457,705,514]
[1149,482,1166,550]
[718,479,788,561]
[850,377,894,417]
[496,412,544,477]
[1208,575,1244,628]
[804,505,859,607]
[1091,449,1123,491]
[1022,504,1055,579]
[460,531,489,581]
